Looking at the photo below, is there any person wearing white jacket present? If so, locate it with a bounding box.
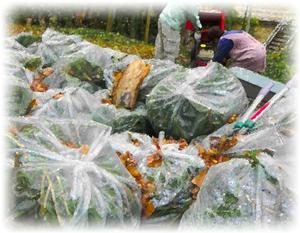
[154,3,202,62]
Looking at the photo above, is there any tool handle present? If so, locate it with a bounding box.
[286,76,296,89]
[258,82,274,96]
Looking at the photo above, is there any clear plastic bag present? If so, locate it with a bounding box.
[8,117,141,227]
[7,79,33,116]
[92,102,151,134]
[31,87,102,119]
[196,90,297,155]
[35,29,85,67]
[108,131,205,225]
[146,62,249,141]
[5,37,43,82]
[179,155,294,227]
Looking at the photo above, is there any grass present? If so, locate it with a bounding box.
[8,24,155,59]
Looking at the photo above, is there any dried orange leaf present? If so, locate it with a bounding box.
[101,98,113,105]
[191,186,200,200]
[143,200,155,217]
[52,92,65,100]
[111,60,151,109]
[81,144,89,155]
[25,99,38,115]
[131,139,141,147]
[147,151,162,168]
[40,67,54,77]
[62,141,79,149]
[127,165,142,179]
[178,138,188,150]
[142,181,156,193]
[191,168,208,187]
[227,114,239,123]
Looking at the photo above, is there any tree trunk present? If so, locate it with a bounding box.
[144,6,152,43]
[245,7,252,33]
[106,9,114,32]
[130,13,137,39]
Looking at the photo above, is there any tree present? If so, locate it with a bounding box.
[144,6,152,43]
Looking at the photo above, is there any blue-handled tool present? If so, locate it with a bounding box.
[241,75,295,133]
[234,82,274,130]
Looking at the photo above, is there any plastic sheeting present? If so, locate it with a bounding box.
[146,62,249,141]
[108,131,204,225]
[196,89,297,155]
[8,117,141,227]
[179,155,294,227]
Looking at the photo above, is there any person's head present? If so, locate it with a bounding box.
[207,26,224,44]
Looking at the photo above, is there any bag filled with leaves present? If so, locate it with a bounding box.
[15,32,42,48]
[30,87,151,134]
[34,29,85,67]
[179,153,294,227]
[193,89,297,156]
[92,101,151,134]
[7,79,33,116]
[6,37,43,74]
[37,56,103,93]
[146,62,249,141]
[63,57,105,87]
[30,87,104,119]
[108,131,205,225]
[138,59,186,102]
[7,117,141,227]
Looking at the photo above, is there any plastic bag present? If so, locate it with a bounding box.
[31,87,102,119]
[8,117,141,227]
[5,37,43,76]
[139,59,185,102]
[35,29,85,67]
[146,62,249,141]
[15,32,42,48]
[108,131,205,225]
[42,56,105,93]
[92,102,151,134]
[196,90,297,155]
[179,155,294,227]
[7,79,33,116]
[31,87,151,134]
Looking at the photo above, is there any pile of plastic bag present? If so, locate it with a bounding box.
[5,29,295,228]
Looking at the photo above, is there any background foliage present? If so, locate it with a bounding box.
[8,7,294,83]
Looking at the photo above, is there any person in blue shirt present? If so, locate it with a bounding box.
[207,26,266,73]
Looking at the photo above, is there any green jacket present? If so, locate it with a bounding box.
[159,3,202,31]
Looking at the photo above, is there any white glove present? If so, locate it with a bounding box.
[194,31,201,41]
